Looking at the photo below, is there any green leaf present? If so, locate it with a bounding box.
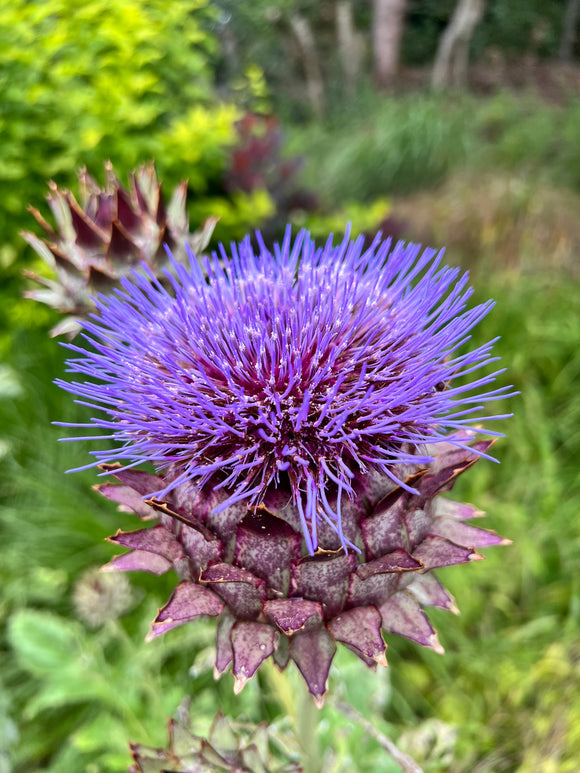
[70,712,128,754]
[7,609,84,674]
[22,672,114,719]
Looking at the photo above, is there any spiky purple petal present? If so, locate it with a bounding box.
[291,554,354,618]
[406,572,459,614]
[290,628,336,707]
[108,526,185,562]
[96,483,158,520]
[234,509,302,593]
[215,609,236,676]
[430,517,509,548]
[57,228,512,552]
[264,599,324,635]
[231,622,278,693]
[147,582,224,639]
[200,564,266,621]
[327,607,387,666]
[103,550,172,576]
[412,535,483,569]
[380,592,444,652]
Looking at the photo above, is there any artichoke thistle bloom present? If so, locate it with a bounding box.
[22,161,217,338]
[57,229,512,704]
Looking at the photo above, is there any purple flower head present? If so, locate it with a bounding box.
[57,228,511,554]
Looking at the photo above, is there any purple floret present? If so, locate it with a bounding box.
[56,228,512,553]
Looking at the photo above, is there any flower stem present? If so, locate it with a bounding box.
[295,678,322,773]
[263,661,322,773]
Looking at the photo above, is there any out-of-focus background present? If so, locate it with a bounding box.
[1,1,579,771]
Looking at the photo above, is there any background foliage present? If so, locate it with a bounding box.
[0,0,274,329]
[1,0,580,771]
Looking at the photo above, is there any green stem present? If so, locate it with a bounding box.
[264,661,322,773]
[296,678,321,773]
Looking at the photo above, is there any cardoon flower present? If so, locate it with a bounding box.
[57,229,512,704]
[22,161,217,337]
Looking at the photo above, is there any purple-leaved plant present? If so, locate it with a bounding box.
[57,228,513,704]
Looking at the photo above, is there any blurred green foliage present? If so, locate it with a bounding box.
[288,89,580,216]
[295,197,391,241]
[475,94,580,192]
[386,271,580,772]
[287,93,474,206]
[0,0,278,327]
[0,0,213,247]
[1,2,580,770]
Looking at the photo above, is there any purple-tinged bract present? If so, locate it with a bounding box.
[57,228,513,704]
[22,161,217,338]
[58,229,510,554]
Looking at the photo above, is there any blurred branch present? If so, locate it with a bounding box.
[559,0,580,61]
[335,700,424,773]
